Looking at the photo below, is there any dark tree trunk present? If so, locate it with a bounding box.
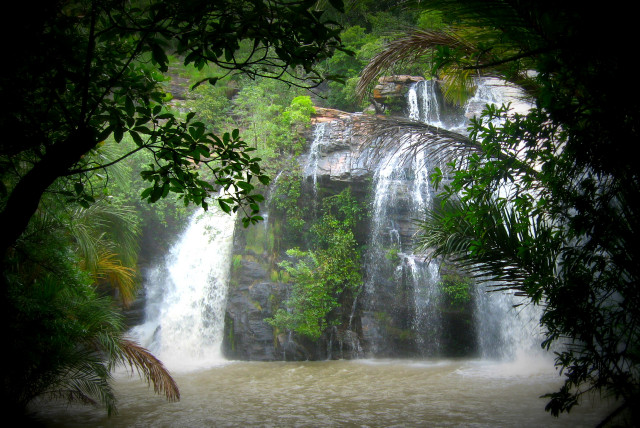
[0,129,98,258]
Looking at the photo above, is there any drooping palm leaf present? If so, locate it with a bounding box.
[94,250,138,306]
[67,201,141,304]
[69,202,140,271]
[357,114,539,180]
[357,0,551,104]
[356,30,469,100]
[414,197,558,302]
[112,339,180,402]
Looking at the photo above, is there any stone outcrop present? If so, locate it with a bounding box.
[371,75,425,114]
[223,263,287,361]
[307,107,377,186]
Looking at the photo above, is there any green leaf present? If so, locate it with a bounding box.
[114,126,124,143]
[236,181,254,192]
[218,199,231,213]
[151,42,168,72]
[124,96,134,118]
[74,182,84,195]
[130,130,143,146]
[140,187,152,199]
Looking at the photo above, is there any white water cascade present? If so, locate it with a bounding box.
[130,206,236,372]
[406,77,547,362]
[305,122,327,194]
[363,134,443,355]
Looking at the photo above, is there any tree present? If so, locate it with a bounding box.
[359,0,640,424]
[0,0,346,416]
[267,189,364,340]
[0,0,345,258]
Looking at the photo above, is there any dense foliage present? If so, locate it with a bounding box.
[394,0,640,424]
[319,4,443,111]
[1,0,345,416]
[267,189,364,340]
[3,199,178,415]
[0,0,345,257]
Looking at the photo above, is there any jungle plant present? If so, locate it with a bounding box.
[266,189,364,340]
[359,1,640,423]
[3,213,178,416]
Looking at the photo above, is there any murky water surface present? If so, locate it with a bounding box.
[31,358,613,427]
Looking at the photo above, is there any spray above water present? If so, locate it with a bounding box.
[130,206,236,372]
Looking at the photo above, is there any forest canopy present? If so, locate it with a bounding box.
[0,0,345,415]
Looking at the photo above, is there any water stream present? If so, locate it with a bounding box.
[129,206,236,372]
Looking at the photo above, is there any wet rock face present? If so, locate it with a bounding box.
[223,259,287,361]
[306,107,376,186]
[372,75,426,114]
[222,76,496,362]
[223,102,434,362]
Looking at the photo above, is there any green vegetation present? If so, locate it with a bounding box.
[269,169,309,245]
[4,193,179,415]
[266,189,364,340]
[383,0,640,423]
[439,272,472,310]
[385,246,401,264]
[319,6,442,111]
[1,0,345,416]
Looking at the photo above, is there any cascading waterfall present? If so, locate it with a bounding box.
[406,77,546,361]
[407,80,444,126]
[363,130,443,356]
[474,287,546,361]
[292,77,543,360]
[130,206,236,371]
[407,80,468,131]
[305,122,327,194]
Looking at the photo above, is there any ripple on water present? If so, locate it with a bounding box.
[31,359,616,428]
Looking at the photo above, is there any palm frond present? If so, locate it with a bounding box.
[414,198,558,300]
[67,202,141,303]
[356,30,468,100]
[44,346,118,415]
[358,114,538,180]
[357,0,549,103]
[94,250,138,306]
[70,202,140,269]
[112,339,180,402]
[439,65,477,105]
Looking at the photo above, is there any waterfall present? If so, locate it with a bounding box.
[406,80,467,131]
[357,77,542,359]
[362,127,443,356]
[474,286,546,361]
[405,77,546,361]
[305,122,327,193]
[407,80,443,126]
[130,206,236,371]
